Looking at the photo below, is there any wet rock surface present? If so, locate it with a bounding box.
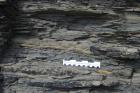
[0,0,140,93]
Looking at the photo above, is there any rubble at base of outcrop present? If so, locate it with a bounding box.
[0,0,140,93]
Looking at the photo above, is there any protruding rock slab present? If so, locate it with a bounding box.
[90,43,140,60]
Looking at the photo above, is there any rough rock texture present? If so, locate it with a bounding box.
[0,0,140,93]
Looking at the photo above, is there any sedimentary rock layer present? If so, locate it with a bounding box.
[0,0,140,93]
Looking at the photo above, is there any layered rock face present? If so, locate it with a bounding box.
[0,0,140,93]
[0,0,14,92]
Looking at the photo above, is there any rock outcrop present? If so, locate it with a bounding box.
[0,0,140,93]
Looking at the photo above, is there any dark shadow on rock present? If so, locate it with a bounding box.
[0,1,18,93]
[0,67,4,93]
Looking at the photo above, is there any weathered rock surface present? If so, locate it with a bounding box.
[90,43,140,59]
[51,28,89,40]
[0,0,140,93]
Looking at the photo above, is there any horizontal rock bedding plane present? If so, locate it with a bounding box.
[0,0,140,93]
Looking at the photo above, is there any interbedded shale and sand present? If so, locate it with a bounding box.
[0,0,140,93]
